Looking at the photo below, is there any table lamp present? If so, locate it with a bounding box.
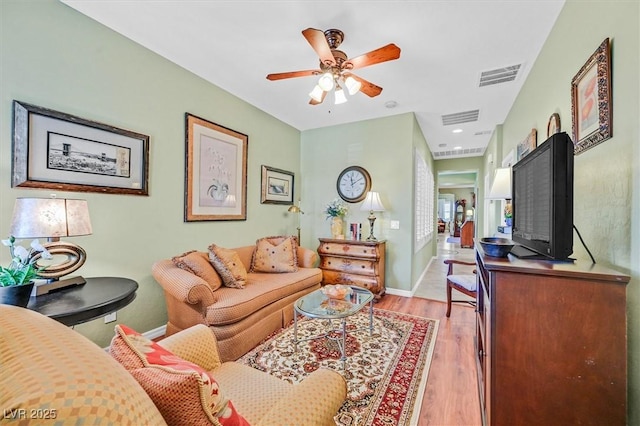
[287,200,304,243]
[360,191,386,241]
[10,197,93,295]
[486,167,512,226]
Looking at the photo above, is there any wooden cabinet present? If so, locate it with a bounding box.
[460,220,474,248]
[317,238,386,300]
[454,200,465,237]
[475,246,630,425]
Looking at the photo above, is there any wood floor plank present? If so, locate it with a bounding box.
[377,295,481,425]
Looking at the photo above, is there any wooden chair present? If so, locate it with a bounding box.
[444,259,477,317]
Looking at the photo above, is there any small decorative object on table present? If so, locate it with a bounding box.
[479,237,515,258]
[0,236,51,307]
[321,284,353,300]
[324,198,348,239]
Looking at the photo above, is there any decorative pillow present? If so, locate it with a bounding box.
[171,250,222,291]
[250,235,298,273]
[110,325,249,426]
[208,244,247,289]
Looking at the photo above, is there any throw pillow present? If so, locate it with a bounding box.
[110,325,249,426]
[208,244,247,289]
[250,235,298,273]
[171,250,222,291]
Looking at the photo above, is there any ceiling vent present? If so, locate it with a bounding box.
[474,130,493,136]
[433,147,485,158]
[479,64,522,87]
[441,109,479,126]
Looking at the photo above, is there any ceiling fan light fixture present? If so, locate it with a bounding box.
[317,72,335,91]
[345,76,361,95]
[334,87,347,105]
[309,85,324,102]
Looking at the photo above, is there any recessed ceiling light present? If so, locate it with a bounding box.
[452,128,463,133]
[384,100,398,109]
[453,146,462,150]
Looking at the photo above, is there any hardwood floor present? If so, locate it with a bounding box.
[376,295,481,426]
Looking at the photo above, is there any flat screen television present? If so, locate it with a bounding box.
[510,131,574,260]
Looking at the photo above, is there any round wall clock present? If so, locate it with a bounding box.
[336,166,372,203]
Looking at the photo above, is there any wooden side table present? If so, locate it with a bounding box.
[28,277,138,327]
[317,238,386,300]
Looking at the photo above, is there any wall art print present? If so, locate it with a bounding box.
[185,113,248,221]
[571,38,612,155]
[12,100,149,195]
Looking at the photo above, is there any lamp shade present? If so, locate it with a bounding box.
[487,167,512,200]
[10,198,92,238]
[360,191,386,212]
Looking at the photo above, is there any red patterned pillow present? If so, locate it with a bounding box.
[110,325,249,426]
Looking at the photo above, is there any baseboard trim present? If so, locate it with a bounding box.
[386,287,413,298]
[143,325,167,341]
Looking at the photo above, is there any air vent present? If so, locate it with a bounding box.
[433,147,485,158]
[479,64,521,87]
[474,130,493,136]
[441,110,479,126]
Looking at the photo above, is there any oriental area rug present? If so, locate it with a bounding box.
[237,308,439,426]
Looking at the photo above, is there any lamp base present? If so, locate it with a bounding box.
[366,211,378,242]
[35,276,86,296]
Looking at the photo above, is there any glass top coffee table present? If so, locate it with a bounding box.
[293,285,374,364]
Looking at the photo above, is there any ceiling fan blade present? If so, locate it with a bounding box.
[343,72,383,97]
[302,28,336,67]
[266,70,320,81]
[344,43,401,70]
[309,91,327,105]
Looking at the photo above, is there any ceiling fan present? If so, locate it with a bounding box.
[266,28,401,105]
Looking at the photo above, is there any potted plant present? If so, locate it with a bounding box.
[324,199,349,239]
[0,236,50,307]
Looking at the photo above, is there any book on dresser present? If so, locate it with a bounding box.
[317,238,386,300]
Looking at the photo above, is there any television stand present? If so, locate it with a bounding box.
[509,244,547,259]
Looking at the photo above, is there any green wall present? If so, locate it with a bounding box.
[491,0,639,421]
[300,113,436,294]
[1,0,302,347]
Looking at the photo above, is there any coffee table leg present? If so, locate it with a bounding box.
[293,312,298,352]
[341,318,347,363]
[368,299,374,336]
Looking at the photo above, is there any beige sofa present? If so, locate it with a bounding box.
[152,243,322,361]
[0,305,346,426]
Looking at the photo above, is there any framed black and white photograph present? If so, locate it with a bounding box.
[260,165,294,205]
[12,100,149,195]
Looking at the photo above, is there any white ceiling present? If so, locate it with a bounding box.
[61,0,565,159]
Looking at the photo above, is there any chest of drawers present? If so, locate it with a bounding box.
[317,238,386,300]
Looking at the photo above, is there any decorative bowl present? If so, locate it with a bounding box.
[321,284,352,300]
[479,237,515,258]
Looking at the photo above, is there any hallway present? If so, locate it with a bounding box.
[413,232,475,303]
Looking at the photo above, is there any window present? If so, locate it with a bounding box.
[415,149,434,251]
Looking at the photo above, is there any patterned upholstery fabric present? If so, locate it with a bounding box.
[110,325,249,426]
[250,236,298,273]
[156,324,347,426]
[152,243,322,361]
[208,244,248,288]
[0,305,166,425]
[172,250,222,291]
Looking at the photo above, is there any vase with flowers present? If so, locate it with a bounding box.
[324,199,349,239]
[0,236,51,307]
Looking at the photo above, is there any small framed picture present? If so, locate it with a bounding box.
[571,38,612,154]
[547,113,561,138]
[261,165,294,205]
[517,129,537,161]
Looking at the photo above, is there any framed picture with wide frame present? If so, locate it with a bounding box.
[571,38,612,155]
[185,113,248,221]
[12,100,149,195]
[260,165,294,205]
